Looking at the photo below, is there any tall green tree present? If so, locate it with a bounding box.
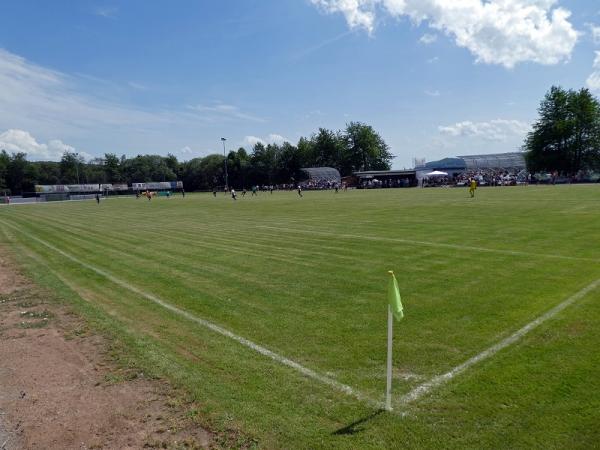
[60,151,85,184]
[103,153,122,182]
[310,128,343,170]
[0,150,9,190]
[6,152,37,194]
[525,86,600,173]
[343,122,393,173]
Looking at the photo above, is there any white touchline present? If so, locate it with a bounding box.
[401,276,600,405]
[257,225,600,263]
[0,220,381,409]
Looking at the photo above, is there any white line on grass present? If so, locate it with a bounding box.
[0,220,382,409]
[258,225,600,263]
[401,276,600,405]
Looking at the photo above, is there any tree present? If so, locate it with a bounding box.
[103,153,122,182]
[6,152,36,194]
[343,122,393,173]
[0,150,9,190]
[60,151,85,184]
[310,128,343,170]
[525,86,600,173]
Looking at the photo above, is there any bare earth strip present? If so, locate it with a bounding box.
[0,251,216,450]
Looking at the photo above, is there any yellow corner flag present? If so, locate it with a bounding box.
[388,271,404,321]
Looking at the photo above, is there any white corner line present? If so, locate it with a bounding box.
[401,276,600,405]
[0,219,382,409]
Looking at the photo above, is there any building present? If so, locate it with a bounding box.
[353,169,417,188]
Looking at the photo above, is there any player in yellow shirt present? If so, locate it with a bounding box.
[469,178,477,198]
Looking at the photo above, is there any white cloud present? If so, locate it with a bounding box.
[311,0,377,33]
[438,119,530,141]
[266,134,288,145]
[243,134,290,148]
[128,81,148,90]
[94,6,118,18]
[586,51,600,91]
[0,129,91,161]
[180,146,193,154]
[310,0,578,68]
[244,135,265,147]
[589,24,600,44]
[425,89,440,97]
[189,102,265,123]
[419,33,437,44]
[0,48,266,160]
[427,56,439,63]
[0,48,173,136]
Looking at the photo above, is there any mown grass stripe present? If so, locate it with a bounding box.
[258,225,600,263]
[0,218,382,409]
[400,276,600,406]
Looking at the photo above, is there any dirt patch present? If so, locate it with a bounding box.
[0,255,25,295]
[0,256,214,449]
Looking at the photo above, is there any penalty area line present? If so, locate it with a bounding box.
[0,220,382,410]
[401,276,600,405]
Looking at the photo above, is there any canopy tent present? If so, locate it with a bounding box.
[425,171,448,176]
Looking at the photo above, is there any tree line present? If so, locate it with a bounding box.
[0,122,392,194]
[524,86,600,173]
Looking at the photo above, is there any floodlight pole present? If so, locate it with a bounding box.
[385,304,394,411]
[221,137,229,191]
[74,152,80,185]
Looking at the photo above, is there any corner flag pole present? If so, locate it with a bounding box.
[386,270,403,411]
[385,302,394,411]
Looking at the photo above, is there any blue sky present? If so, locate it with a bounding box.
[0,0,599,168]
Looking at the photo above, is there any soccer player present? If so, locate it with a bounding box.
[251,185,258,196]
[469,178,477,198]
[231,188,237,200]
[242,188,247,197]
[95,193,100,204]
[213,187,217,198]
[297,185,303,197]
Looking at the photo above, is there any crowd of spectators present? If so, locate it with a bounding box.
[422,168,600,188]
[299,178,340,190]
[453,169,527,186]
[359,178,411,188]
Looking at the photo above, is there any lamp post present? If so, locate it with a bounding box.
[221,137,229,191]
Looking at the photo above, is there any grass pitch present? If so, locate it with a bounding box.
[1,185,599,448]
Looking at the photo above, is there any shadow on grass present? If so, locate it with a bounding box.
[333,410,385,435]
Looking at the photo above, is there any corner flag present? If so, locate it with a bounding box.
[388,271,403,321]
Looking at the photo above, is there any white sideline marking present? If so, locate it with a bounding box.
[0,220,380,409]
[401,276,600,405]
[258,225,600,263]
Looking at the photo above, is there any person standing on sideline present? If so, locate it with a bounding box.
[181,188,185,198]
[213,187,217,198]
[95,193,100,204]
[297,185,303,197]
[469,178,477,198]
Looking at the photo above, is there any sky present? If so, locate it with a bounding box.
[0,0,599,169]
